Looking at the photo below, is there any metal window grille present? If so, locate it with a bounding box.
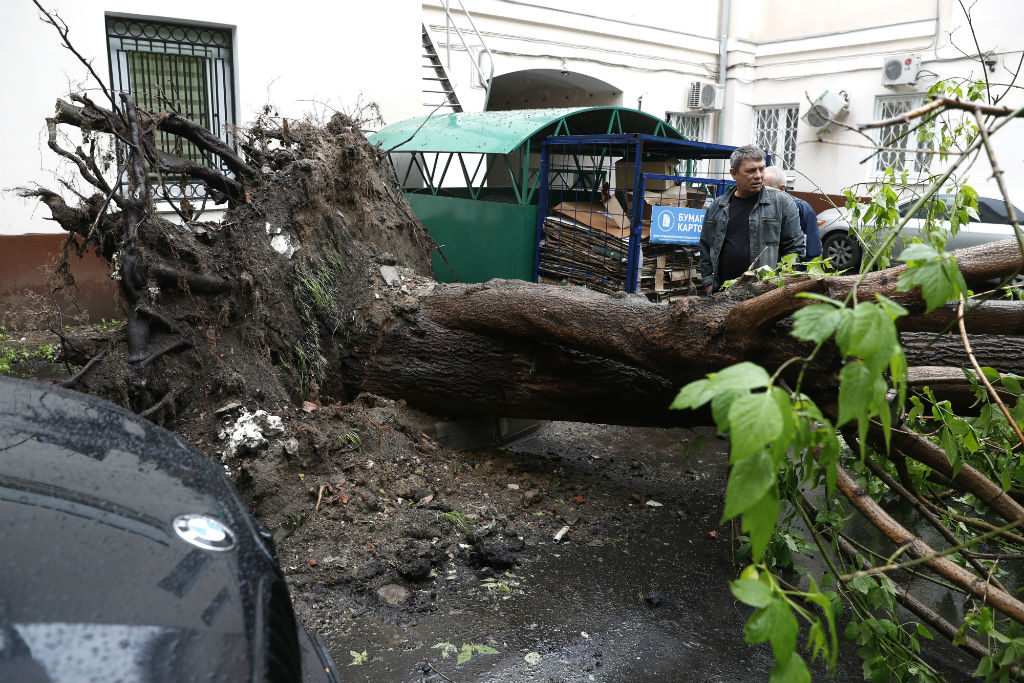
[668,113,708,176]
[752,105,798,169]
[873,94,930,175]
[106,16,236,201]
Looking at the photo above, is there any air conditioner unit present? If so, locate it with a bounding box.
[881,54,921,87]
[801,90,849,133]
[688,82,724,110]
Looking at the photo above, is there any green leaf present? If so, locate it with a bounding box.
[709,362,772,393]
[836,304,896,371]
[743,488,779,563]
[794,291,842,305]
[916,623,934,640]
[792,304,841,344]
[712,390,741,432]
[730,578,773,608]
[670,379,714,410]
[474,645,499,655]
[767,598,799,663]
[838,361,874,427]
[770,652,811,683]
[768,387,795,463]
[744,606,773,644]
[897,258,958,313]
[1000,374,1022,395]
[875,294,909,319]
[899,242,940,262]
[723,451,778,520]
[728,392,784,462]
[457,647,472,665]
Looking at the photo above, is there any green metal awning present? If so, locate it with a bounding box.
[366,106,685,154]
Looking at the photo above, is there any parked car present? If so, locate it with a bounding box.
[817,194,1024,272]
[0,376,338,683]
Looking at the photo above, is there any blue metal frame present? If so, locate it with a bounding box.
[536,133,741,293]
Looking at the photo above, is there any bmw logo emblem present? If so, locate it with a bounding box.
[173,514,236,551]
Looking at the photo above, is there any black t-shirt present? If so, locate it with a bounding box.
[718,193,758,284]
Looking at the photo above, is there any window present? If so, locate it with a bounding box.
[668,112,709,176]
[873,94,930,176]
[977,197,1024,224]
[752,105,798,170]
[106,16,236,200]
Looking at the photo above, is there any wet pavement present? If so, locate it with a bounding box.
[320,422,872,682]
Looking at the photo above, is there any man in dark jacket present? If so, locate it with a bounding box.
[699,146,804,293]
[764,165,822,260]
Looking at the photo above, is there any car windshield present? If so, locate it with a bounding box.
[900,195,1024,224]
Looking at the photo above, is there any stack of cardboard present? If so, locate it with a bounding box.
[536,195,636,294]
[639,245,702,302]
[636,185,707,301]
[537,186,708,300]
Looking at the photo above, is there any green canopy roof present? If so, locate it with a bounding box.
[366,106,685,155]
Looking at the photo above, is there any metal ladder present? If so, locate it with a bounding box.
[422,25,462,112]
[422,1,494,113]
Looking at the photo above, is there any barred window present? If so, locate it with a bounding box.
[873,94,930,175]
[667,112,709,177]
[752,105,798,170]
[106,16,236,201]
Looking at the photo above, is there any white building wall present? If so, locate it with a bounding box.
[4,0,1022,236]
[1,0,421,235]
[428,0,1023,200]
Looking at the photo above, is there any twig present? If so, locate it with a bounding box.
[31,0,120,116]
[61,350,106,388]
[139,388,176,419]
[957,293,1024,449]
[384,101,449,154]
[958,1,992,102]
[971,110,1024,258]
[856,98,945,132]
[315,484,326,512]
[424,659,452,682]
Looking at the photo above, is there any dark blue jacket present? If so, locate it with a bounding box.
[794,196,822,259]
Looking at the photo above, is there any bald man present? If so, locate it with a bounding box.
[763,166,821,260]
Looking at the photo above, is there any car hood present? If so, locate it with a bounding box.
[0,377,287,682]
[815,207,846,228]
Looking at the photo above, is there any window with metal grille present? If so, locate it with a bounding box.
[106,16,236,201]
[873,94,930,176]
[667,112,708,176]
[752,105,798,170]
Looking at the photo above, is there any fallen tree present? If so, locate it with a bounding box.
[20,92,1024,428]
[18,10,1024,679]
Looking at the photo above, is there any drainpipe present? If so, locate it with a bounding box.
[715,0,730,175]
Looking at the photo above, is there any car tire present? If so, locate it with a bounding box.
[822,231,862,272]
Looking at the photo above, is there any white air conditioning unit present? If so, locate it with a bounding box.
[688,82,724,110]
[881,54,921,87]
[801,90,849,133]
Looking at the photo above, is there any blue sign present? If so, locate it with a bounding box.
[650,206,705,245]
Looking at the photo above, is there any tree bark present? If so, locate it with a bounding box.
[347,239,1024,426]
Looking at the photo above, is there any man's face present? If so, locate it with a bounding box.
[730,158,766,197]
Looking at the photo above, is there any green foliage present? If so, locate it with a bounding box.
[670,72,1024,682]
[292,248,348,395]
[960,607,1024,682]
[431,641,499,665]
[0,328,62,376]
[443,510,473,535]
[730,567,838,682]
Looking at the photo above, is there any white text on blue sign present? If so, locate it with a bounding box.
[650,206,705,245]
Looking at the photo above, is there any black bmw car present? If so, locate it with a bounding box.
[0,376,337,682]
